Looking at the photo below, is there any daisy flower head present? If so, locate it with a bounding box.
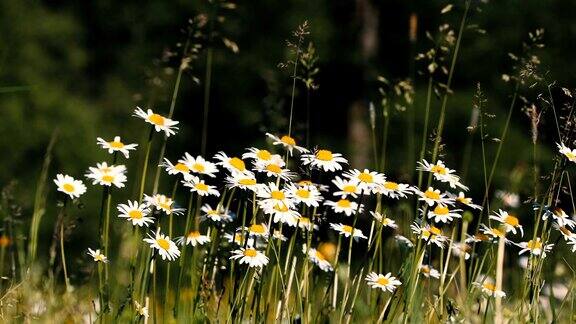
[96,136,138,158]
[426,204,462,224]
[253,161,296,181]
[366,272,401,293]
[230,247,269,268]
[214,152,252,176]
[479,224,507,242]
[144,194,185,216]
[133,106,179,137]
[324,199,363,216]
[269,204,300,227]
[375,181,414,199]
[420,264,440,279]
[265,133,309,155]
[331,176,361,199]
[201,204,233,223]
[224,232,255,247]
[370,211,398,229]
[87,248,108,263]
[489,209,523,236]
[553,223,576,241]
[451,242,472,260]
[417,159,468,190]
[176,230,211,247]
[85,163,127,188]
[272,230,287,241]
[225,173,261,192]
[143,229,180,261]
[543,207,576,229]
[454,191,482,210]
[117,200,154,227]
[344,169,386,194]
[417,187,454,207]
[54,174,86,199]
[330,223,367,240]
[245,223,270,238]
[516,238,553,258]
[301,149,348,172]
[473,278,506,298]
[161,158,192,179]
[180,153,219,178]
[182,176,220,197]
[286,182,323,207]
[557,142,576,163]
[303,245,333,272]
[257,182,295,211]
[242,147,277,164]
[410,223,448,248]
[296,216,319,232]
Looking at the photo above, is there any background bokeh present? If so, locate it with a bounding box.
[1,0,575,261]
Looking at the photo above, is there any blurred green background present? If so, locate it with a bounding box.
[1,0,575,261]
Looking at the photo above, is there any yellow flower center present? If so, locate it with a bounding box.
[280,135,296,146]
[298,180,312,186]
[102,175,115,183]
[342,225,354,234]
[358,172,374,183]
[250,224,266,234]
[491,228,504,237]
[195,183,209,192]
[63,183,75,193]
[421,266,430,274]
[384,182,399,190]
[296,189,310,199]
[483,283,497,292]
[257,150,272,160]
[433,205,449,215]
[336,199,351,208]
[159,202,172,211]
[566,152,576,160]
[129,210,143,219]
[109,141,124,149]
[192,163,205,173]
[95,254,105,262]
[149,113,165,126]
[157,238,170,251]
[457,197,470,204]
[430,226,442,235]
[187,231,201,239]
[266,164,282,174]
[504,215,519,227]
[271,190,285,200]
[431,165,447,175]
[299,217,310,225]
[424,190,440,200]
[238,178,256,186]
[343,185,357,193]
[274,204,289,212]
[174,163,190,173]
[315,250,327,261]
[229,157,246,171]
[244,249,258,257]
[316,150,333,161]
[377,277,390,286]
[526,239,543,250]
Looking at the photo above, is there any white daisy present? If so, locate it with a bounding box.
[242,147,278,165]
[286,183,323,207]
[301,149,348,172]
[365,272,402,293]
[516,238,553,258]
[201,204,233,223]
[224,232,255,247]
[133,106,179,137]
[426,204,462,223]
[176,230,211,247]
[473,280,506,298]
[375,181,414,199]
[230,248,269,268]
[180,153,219,178]
[370,211,398,229]
[265,133,309,155]
[331,176,361,199]
[324,199,363,216]
[453,192,482,210]
[144,194,185,216]
[419,265,440,279]
[214,152,252,176]
[257,182,295,211]
[553,223,576,241]
[417,187,454,206]
[85,163,127,188]
[161,158,192,179]
[87,248,108,263]
[330,223,367,240]
[417,159,468,190]
[296,217,319,231]
[245,223,269,238]
[253,161,296,181]
[96,136,138,158]
[54,174,86,199]
[225,173,262,192]
[272,230,288,241]
[303,245,333,272]
[182,176,220,197]
[268,204,300,226]
[489,209,523,236]
[557,142,576,163]
[543,207,576,228]
[451,242,472,260]
[117,200,154,227]
[343,169,386,194]
[410,223,448,248]
[143,229,180,261]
